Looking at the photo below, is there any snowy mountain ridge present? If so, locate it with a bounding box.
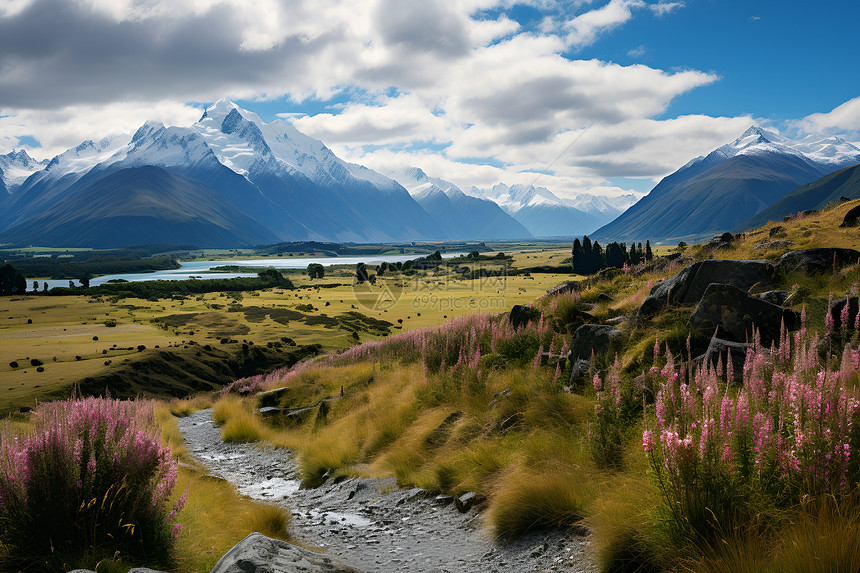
[681,126,860,172]
[0,149,49,193]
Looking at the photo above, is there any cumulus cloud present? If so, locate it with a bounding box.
[0,100,203,159]
[564,0,641,48]
[0,0,754,198]
[796,97,860,143]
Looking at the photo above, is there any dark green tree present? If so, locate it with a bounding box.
[306,263,325,280]
[355,262,369,283]
[0,264,26,295]
[645,240,653,261]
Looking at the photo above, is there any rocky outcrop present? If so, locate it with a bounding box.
[841,204,860,227]
[695,337,750,385]
[639,259,776,317]
[689,283,798,347]
[509,304,541,329]
[754,290,793,307]
[778,248,860,275]
[210,532,362,573]
[570,324,622,360]
[567,358,591,388]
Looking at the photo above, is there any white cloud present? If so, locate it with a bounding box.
[649,1,684,17]
[564,0,642,48]
[627,44,646,58]
[0,0,758,201]
[0,100,202,160]
[797,97,860,141]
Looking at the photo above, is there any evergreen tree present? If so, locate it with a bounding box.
[0,264,26,295]
[645,240,653,261]
[355,262,369,283]
[572,238,583,274]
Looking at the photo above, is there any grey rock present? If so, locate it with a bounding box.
[454,491,482,513]
[778,248,860,275]
[639,259,776,317]
[755,290,793,307]
[570,324,622,360]
[605,315,627,325]
[509,304,541,330]
[689,283,798,347]
[696,337,750,384]
[568,358,591,388]
[752,240,795,250]
[829,296,859,331]
[546,281,578,296]
[210,532,362,573]
[840,204,860,228]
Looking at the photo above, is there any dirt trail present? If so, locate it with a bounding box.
[178,409,597,573]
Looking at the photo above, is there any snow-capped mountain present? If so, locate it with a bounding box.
[0,149,49,194]
[389,167,532,239]
[0,100,450,247]
[592,126,860,244]
[563,192,640,218]
[470,183,603,238]
[680,126,860,172]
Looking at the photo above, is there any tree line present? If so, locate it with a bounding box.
[571,236,652,275]
[0,264,27,295]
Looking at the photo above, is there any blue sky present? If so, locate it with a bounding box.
[1,0,858,198]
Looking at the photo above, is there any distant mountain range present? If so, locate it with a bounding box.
[388,168,532,240]
[0,100,637,248]
[592,127,860,244]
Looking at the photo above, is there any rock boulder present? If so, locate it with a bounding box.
[639,259,776,317]
[210,532,362,573]
[570,324,622,360]
[695,337,750,385]
[509,304,541,330]
[778,248,860,275]
[689,283,798,347]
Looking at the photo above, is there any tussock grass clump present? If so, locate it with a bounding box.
[169,394,213,417]
[172,468,292,572]
[213,395,268,443]
[242,503,291,540]
[486,467,591,540]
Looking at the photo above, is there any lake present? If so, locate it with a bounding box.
[38,252,467,290]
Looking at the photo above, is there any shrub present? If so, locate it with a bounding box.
[29,358,43,367]
[9,361,18,368]
[104,319,117,327]
[636,310,860,545]
[487,469,587,540]
[0,397,184,569]
[35,366,44,373]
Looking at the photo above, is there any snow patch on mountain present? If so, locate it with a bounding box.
[682,126,860,172]
[0,149,48,192]
[194,98,400,191]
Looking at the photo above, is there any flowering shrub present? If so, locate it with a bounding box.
[633,309,860,543]
[0,397,184,568]
[236,312,562,397]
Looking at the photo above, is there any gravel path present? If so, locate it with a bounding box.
[178,409,597,573]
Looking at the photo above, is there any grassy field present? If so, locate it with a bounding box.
[0,246,578,413]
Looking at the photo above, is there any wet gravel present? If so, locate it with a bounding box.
[178,409,598,573]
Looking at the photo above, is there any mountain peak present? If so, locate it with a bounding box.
[200,98,240,122]
[132,120,165,143]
